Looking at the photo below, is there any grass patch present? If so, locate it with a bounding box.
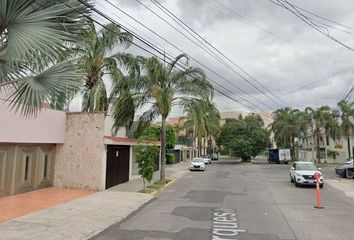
[139,179,172,193]
[153,179,171,186]
[147,184,163,190]
[138,188,155,194]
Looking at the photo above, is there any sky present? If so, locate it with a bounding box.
[71,0,354,116]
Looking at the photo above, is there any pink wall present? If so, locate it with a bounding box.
[0,100,66,143]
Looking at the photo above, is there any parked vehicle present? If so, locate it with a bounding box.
[211,153,218,161]
[289,162,324,188]
[335,158,354,178]
[201,155,212,164]
[190,158,206,171]
[268,148,291,164]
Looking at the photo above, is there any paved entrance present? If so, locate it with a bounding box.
[0,187,93,223]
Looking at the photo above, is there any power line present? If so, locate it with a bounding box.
[261,65,354,103]
[134,0,284,108]
[98,0,274,111]
[286,1,354,31]
[204,0,331,61]
[60,0,273,118]
[267,0,354,52]
[150,0,287,107]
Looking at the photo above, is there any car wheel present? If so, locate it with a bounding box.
[320,184,324,188]
[295,180,300,187]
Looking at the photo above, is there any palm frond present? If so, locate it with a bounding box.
[98,23,132,52]
[136,105,160,136]
[1,0,90,69]
[8,60,83,117]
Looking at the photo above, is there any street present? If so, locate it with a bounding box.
[91,159,354,240]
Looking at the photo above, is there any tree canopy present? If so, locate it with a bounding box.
[136,124,176,150]
[217,114,269,160]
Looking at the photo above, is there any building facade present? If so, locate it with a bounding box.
[0,101,161,196]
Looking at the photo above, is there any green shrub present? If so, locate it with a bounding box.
[219,148,229,156]
[136,145,159,190]
[166,153,175,164]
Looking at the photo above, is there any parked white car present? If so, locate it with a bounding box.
[201,155,212,164]
[190,158,206,171]
[289,161,324,188]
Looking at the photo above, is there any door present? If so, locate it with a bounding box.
[106,145,130,189]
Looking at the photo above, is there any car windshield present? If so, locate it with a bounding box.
[296,164,317,171]
[192,158,204,163]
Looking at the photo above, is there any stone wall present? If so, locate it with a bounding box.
[54,113,106,191]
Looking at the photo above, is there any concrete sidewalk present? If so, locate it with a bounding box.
[0,191,153,240]
[0,162,189,240]
[327,178,354,199]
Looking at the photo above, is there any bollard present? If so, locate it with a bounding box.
[314,171,324,209]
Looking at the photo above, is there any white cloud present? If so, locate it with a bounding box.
[91,0,354,115]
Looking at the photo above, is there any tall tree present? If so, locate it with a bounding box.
[271,108,301,160]
[305,106,335,163]
[183,99,220,156]
[77,20,133,112]
[111,54,212,180]
[337,100,354,158]
[0,0,89,116]
[217,114,269,161]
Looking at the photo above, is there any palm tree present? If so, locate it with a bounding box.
[327,150,339,163]
[271,108,301,160]
[183,99,220,156]
[305,106,334,163]
[0,0,89,116]
[337,100,354,158]
[111,54,213,180]
[77,20,133,112]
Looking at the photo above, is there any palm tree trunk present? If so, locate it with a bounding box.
[347,136,351,158]
[198,137,202,156]
[292,136,296,161]
[209,134,212,153]
[160,116,167,181]
[316,132,321,164]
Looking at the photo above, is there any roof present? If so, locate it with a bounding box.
[104,136,161,146]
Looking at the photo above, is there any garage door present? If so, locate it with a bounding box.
[106,145,130,189]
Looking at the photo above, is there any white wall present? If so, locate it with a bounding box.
[104,114,127,137]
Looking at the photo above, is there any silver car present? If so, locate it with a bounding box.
[289,162,324,188]
[201,155,212,164]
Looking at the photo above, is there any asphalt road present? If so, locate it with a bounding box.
[91,159,354,240]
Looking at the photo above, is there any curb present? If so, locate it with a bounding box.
[149,178,177,196]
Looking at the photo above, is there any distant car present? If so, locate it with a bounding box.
[211,153,218,161]
[335,158,354,178]
[190,158,206,171]
[289,162,324,188]
[201,155,212,164]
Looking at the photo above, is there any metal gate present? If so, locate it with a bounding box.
[106,145,130,189]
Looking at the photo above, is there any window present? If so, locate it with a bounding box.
[44,155,48,178]
[326,136,330,146]
[24,156,29,181]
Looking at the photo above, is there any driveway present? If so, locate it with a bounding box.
[92,159,354,240]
